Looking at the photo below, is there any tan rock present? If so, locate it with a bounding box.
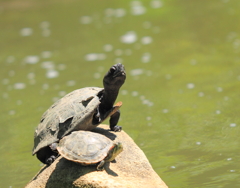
[26,124,168,188]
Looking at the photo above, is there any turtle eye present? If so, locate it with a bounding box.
[110,66,116,74]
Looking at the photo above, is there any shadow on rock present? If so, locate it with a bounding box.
[104,160,119,177]
[45,155,119,187]
[45,157,95,188]
[92,126,117,141]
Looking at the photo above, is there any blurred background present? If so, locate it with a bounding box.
[1,0,240,187]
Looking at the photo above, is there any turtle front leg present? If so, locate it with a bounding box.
[36,146,58,165]
[110,110,122,132]
[46,155,57,165]
[97,160,106,171]
[46,143,59,165]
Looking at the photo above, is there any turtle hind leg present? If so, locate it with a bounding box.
[36,146,58,165]
[45,155,57,165]
[109,110,122,132]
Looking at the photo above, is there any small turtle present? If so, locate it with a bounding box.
[56,131,123,171]
[33,63,126,165]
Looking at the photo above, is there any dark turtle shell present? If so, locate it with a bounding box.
[32,87,104,155]
[57,131,113,164]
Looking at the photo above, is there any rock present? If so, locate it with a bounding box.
[25,124,168,188]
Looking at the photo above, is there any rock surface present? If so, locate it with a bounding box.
[25,124,168,188]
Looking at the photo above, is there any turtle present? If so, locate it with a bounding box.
[55,130,123,171]
[32,63,126,165]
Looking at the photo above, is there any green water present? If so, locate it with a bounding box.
[1,0,240,187]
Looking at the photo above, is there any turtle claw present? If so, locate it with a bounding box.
[46,155,57,165]
[111,125,122,132]
[97,165,104,171]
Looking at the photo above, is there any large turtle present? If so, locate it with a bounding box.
[32,63,126,165]
[56,130,123,171]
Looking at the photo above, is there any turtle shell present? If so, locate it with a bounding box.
[32,87,104,155]
[57,131,113,165]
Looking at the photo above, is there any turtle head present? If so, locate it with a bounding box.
[105,142,123,162]
[103,63,126,90]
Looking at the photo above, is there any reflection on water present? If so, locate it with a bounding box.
[121,31,138,44]
[1,0,240,187]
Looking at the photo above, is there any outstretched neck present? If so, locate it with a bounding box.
[99,88,119,112]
